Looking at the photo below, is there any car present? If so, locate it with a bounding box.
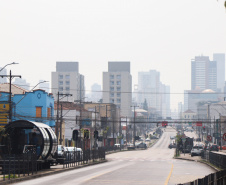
[220,145,226,150]
[170,136,175,140]
[168,143,176,149]
[136,142,147,149]
[114,143,120,147]
[209,144,219,152]
[56,145,66,164]
[196,138,201,142]
[145,138,151,142]
[191,145,204,157]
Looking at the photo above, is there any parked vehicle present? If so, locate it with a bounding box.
[136,142,147,149]
[220,145,226,150]
[191,145,203,157]
[196,138,201,142]
[168,143,176,149]
[210,144,219,152]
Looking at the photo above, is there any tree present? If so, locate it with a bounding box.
[143,99,148,111]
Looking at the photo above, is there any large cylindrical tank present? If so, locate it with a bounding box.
[0,120,57,160]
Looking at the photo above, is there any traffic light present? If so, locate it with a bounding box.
[203,126,205,131]
[72,130,79,141]
[94,130,98,139]
[84,129,89,139]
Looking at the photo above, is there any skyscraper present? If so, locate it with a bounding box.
[213,53,225,92]
[51,62,85,102]
[191,56,217,91]
[102,62,132,118]
[137,70,170,118]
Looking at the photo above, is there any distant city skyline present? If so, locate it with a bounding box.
[1,0,226,110]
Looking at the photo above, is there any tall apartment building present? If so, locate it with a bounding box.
[0,68,7,84]
[191,56,217,91]
[213,53,225,92]
[137,70,170,118]
[102,62,132,118]
[90,83,102,103]
[13,78,30,91]
[51,62,85,102]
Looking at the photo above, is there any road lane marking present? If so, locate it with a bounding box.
[164,164,174,185]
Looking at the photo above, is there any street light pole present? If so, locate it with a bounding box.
[131,105,139,147]
[0,62,19,72]
[0,70,21,122]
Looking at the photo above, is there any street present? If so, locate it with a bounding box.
[13,127,215,185]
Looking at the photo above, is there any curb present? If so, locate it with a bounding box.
[174,157,219,172]
[0,160,107,185]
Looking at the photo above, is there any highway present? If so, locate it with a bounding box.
[13,127,215,185]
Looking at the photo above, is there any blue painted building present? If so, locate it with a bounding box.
[0,89,55,127]
[13,89,55,127]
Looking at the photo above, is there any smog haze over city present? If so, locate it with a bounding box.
[1,0,226,110]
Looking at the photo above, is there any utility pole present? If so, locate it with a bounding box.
[56,92,72,144]
[60,104,63,145]
[131,105,139,147]
[0,70,21,122]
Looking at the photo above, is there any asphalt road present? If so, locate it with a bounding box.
[13,127,215,185]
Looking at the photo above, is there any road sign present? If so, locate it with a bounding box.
[196,121,202,127]
[223,133,226,141]
[207,135,212,142]
[213,133,220,138]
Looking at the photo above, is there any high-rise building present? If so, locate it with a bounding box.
[90,83,102,103]
[213,53,225,92]
[191,56,217,91]
[13,78,30,91]
[0,68,7,84]
[51,62,85,102]
[136,70,170,118]
[102,62,132,118]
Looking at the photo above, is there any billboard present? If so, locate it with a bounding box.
[0,103,9,126]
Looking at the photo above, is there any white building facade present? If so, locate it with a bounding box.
[51,62,85,102]
[102,62,132,118]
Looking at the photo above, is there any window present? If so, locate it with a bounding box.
[117,99,121,103]
[110,93,114,97]
[47,108,51,118]
[36,107,42,118]
[116,75,121,79]
[59,87,63,91]
[66,81,70,85]
[59,81,63,85]
[59,75,63,79]
[117,93,121,97]
[117,87,121,91]
[65,75,70,79]
[66,87,70,91]
[117,81,121,85]
[110,87,114,91]
[111,99,114,103]
[185,115,186,118]
[110,81,114,85]
[110,75,114,79]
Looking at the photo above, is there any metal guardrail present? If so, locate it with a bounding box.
[178,169,226,185]
[63,148,106,168]
[0,153,38,181]
[179,151,226,184]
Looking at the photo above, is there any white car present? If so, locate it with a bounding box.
[191,145,203,157]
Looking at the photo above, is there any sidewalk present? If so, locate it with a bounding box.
[0,160,107,185]
[174,153,220,171]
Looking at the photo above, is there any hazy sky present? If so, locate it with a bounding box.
[1,0,226,110]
